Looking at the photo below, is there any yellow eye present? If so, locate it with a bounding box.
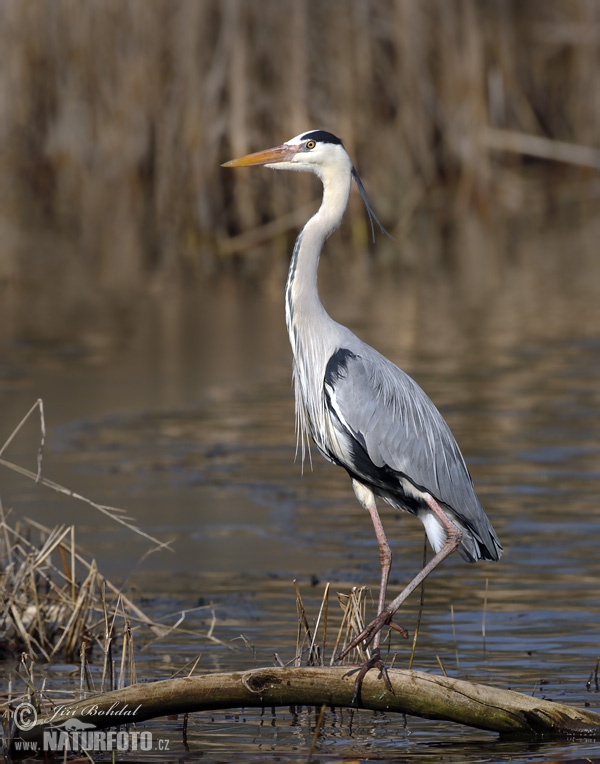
[305,140,316,150]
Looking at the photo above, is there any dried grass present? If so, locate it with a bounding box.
[292,582,376,669]
[0,400,223,678]
[1,510,144,664]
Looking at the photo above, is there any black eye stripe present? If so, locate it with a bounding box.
[300,130,343,146]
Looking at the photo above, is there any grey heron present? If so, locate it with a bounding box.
[223,130,502,680]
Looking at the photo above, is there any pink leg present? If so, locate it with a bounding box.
[339,493,462,660]
[351,480,391,650]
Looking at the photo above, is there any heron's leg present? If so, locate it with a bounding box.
[338,493,462,660]
[351,480,391,650]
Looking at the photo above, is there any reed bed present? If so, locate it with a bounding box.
[0,510,171,666]
[0,400,218,700]
[0,506,220,735]
[0,0,598,291]
[0,403,223,740]
[292,581,410,672]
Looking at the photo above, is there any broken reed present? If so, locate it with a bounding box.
[0,0,598,287]
[293,582,399,669]
[0,398,169,666]
[2,536,141,733]
[0,508,214,727]
[0,399,225,731]
[294,582,361,668]
[0,510,157,669]
[0,514,142,729]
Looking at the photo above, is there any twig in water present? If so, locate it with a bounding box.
[1,455,172,553]
[408,533,427,670]
[586,658,600,693]
[234,633,257,663]
[294,579,318,666]
[0,399,45,482]
[19,653,37,700]
[308,582,330,667]
[450,604,460,672]
[307,703,326,763]
[23,516,175,640]
[120,617,136,689]
[170,655,203,679]
[331,586,369,664]
[436,655,447,677]
[182,712,189,751]
[482,576,489,651]
[100,581,115,693]
[79,635,93,696]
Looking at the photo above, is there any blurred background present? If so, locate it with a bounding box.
[1,1,600,758]
[0,0,598,352]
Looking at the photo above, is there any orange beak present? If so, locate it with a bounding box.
[221,143,299,168]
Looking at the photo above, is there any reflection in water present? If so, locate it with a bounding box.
[1,217,600,761]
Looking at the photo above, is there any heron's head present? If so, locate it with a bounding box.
[222,130,351,179]
[223,130,390,241]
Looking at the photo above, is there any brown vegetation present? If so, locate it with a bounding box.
[0,510,183,666]
[0,401,216,667]
[0,0,598,293]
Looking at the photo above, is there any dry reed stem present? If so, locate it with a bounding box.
[294,579,327,668]
[1,513,226,662]
[450,604,460,673]
[408,533,428,670]
[307,703,327,763]
[436,655,448,677]
[0,400,45,481]
[482,576,489,647]
[587,658,600,693]
[1,509,226,731]
[0,399,171,553]
[0,401,227,667]
[327,587,369,666]
[291,583,382,670]
[483,127,600,170]
[0,457,171,553]
[310,581,330,666]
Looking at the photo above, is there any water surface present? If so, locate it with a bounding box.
[1,218,600,762]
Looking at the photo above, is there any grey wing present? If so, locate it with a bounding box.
[322,345,502,561]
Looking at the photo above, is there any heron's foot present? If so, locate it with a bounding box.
[343,647,394,705]
[336,608,409,662]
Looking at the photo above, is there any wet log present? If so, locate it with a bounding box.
[10,666,600,752]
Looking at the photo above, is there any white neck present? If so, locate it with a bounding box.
[285,166,352,338]
[282,158,353,461]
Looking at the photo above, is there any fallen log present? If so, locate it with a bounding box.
[9,665,600,754]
